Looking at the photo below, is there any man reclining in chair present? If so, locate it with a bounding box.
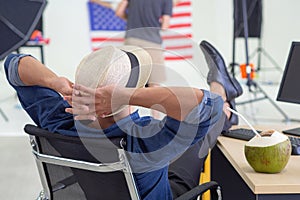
[4,44,242,199]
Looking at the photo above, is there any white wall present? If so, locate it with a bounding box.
[192,0,300,121]
[193,0,300,71]
[34,0,300,85]
[1,0,300,125]
[42,0,91,81]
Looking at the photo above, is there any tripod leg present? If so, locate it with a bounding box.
[249,47,258,59]
[0,108,9,122]
[248,47,262,72]
[255,84,290,122]
[256,39,263,71]
[236,82,291,123]
[261,49,283,72]
[248,40,263,72]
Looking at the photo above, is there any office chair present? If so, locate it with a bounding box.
[24,124,222,200]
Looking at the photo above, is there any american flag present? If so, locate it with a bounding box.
[87,0,193,61]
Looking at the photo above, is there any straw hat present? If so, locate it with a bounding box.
[75,45,152,116]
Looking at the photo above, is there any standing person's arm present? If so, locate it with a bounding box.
[161,15,171,30]
[89,0,111,8]
[14,55,73,96]
[161,0,173,30]
[115,0,128,20]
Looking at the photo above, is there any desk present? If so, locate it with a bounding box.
[211,127,300,200]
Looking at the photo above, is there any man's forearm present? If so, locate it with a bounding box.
[18,55,58,88]
[129,87,203,121]
[11,55,73,96]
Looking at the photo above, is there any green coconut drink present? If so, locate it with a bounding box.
[244,130,291,173]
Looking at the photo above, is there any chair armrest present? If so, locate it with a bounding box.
[174,181,221,200]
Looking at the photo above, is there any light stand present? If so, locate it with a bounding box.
[232,0,291,122]
[0,109,8,122]
[249,38,282,72]
[0,60,9,122]
[0,12,45,122]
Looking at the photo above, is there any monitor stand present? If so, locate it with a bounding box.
[282,127,300,137]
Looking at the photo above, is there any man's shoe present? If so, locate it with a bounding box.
[222,99,239,132]
[200,40,243,101]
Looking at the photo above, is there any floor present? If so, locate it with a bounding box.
[0,137,41,200]
[1,63,300,199]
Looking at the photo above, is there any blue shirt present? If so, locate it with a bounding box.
[4,54,223,200]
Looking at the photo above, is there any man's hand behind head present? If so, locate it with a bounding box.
[51,77,73,96]
[64,84,131,120]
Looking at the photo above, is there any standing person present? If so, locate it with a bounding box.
[115,0,173,118]
[115,0,172,86]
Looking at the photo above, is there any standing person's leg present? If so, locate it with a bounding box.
[125,37,166,119]
[124,37,166,85]
[144,44,166,119]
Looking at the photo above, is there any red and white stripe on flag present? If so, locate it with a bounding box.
[162,0,193,61]
[88,0,193,60]
[90,31,125,51]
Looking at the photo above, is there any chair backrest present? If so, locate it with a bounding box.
[24,124,140,200]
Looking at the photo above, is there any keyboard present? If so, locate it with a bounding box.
[223,128,300,155]
[288,136,300,155]
[223,128,261,141]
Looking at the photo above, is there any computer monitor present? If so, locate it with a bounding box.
[277,41,300,136]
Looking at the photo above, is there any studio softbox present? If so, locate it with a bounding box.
[234,0,262,38]
[0,0,47,60]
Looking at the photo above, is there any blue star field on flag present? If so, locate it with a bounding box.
[88,2,126,31]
